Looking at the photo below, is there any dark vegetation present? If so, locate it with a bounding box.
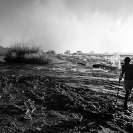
[3,43,54,64]
[93,63,117,71]
[0,44,133,132]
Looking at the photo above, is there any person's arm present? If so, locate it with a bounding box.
[119,65,124,81]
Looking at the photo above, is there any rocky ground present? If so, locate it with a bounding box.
[0,60,133,133]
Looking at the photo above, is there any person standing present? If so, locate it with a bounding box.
[119,57,133,110]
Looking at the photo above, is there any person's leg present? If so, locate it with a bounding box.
[124,90,130,110]
[123,80,130,110]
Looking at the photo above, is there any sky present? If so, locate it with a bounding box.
[0,0,133,54]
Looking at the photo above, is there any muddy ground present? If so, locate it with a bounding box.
[0,60,133,133]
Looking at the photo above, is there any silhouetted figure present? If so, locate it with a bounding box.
[119,57,133,110]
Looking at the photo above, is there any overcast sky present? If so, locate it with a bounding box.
[0,0,133,53]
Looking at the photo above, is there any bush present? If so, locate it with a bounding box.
[4,42,40,63]
[4,42,55,64]
[46,50,56,55]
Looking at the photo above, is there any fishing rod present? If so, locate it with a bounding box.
[115,79,121,106]
[115,59,122,106]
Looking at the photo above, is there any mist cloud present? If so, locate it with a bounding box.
[1,0,133,53]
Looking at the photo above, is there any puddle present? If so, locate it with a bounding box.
[93,68,109,72]
[52,68,66,71]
